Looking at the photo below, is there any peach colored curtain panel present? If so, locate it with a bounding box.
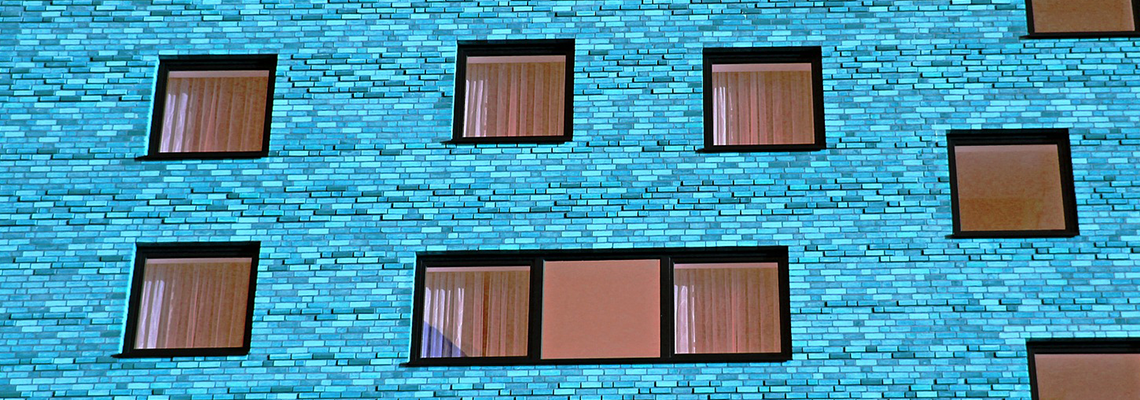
[674,263,781,354]
[953,144,1067,231]
[134,258,252,349]
[421,267,529,358]
[160,71,269,153]
[711,65,814,146]
[464,56,565,138]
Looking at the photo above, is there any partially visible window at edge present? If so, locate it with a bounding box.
[1025,0,1140,37]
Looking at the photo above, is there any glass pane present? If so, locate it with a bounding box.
[674,262,780,354]
[421,266,530,358]
[1032,0,1135,33]
[463,55,566,138]
[541,259,660,359]
[160,70,270,153]
[1035,353,1140,400]
[953,144,1067,232]
[135,257,253,349]
[710,62,814,146]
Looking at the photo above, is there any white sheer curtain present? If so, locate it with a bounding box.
[711,63,814,146]
[674,263,780,354]
[422,267,529,358]
[135,258,252,349]
[160,70,269,153]
[464,56,565,138]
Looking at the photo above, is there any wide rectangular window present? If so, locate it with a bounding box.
[450,39,574,144]
[702,47,825,152]
[409,247,791,366]
[144,55,276,160]
[947,129,1079,238]
[1025,0,1140,37]
[118,242,260,358]
[1028,339,1140,400]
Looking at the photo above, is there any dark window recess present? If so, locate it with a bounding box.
[142,54,276,160]
[1027,339,1140,400]
[701,46,825,152]
[1024,0,1140,38]
[449,39,574,144]
[116,242,260,358]
[408,246,792,366]
[947,129,1079,238]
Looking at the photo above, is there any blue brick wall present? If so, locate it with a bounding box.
[3,0,1140,398]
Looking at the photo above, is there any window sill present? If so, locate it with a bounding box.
[698,143,826,153]
[1021,31,1140,39]
[113,347,250,358]
[403,352,793,367]
[444,136,572,145]
[947,230,1079,239]
[136,151,269,161]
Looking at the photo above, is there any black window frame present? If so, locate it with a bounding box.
[700,46,826,153]
[1026,338,1140,400]
[448,39,575,145]
[115,241,261,358]
[1023,0,1140,38]
[407,246,791,367]
[140,54,277,161]
[946,129,1079,238]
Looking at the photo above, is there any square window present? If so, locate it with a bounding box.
[541,259,661,360]
[145,55,276,159]
[947,129,1079,238]
[674,262,782,355]
[1026,0,1139,36]
[1028,339,1140,400]
[451,39,574,144]
[409,247,790,366]
[119,242,259,358]
[702,47,825,152]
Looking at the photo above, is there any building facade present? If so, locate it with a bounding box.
[3,0,1140,398]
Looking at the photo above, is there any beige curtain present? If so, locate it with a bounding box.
[160,70,269,153]
[422,267,529,358]
[135,258,252,349]
[674,263,780,354]
[711,65,814,146]
[464,56,565,138]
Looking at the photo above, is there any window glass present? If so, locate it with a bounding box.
[147,55,276,159]
[947,130,1078,237]
[674,262,780,354]
[420,266,530,358]
[541,259,661,360]
[463,55,566,139]
[452,40,573,143]
[134,257,253,350]
[1034,353,1140,400]
[953,144,1067,232]
[1029,0,1136,34]
[703,47,824,151]
[709,63,815,146]
[122,242,260,358]
[159,71,270,153]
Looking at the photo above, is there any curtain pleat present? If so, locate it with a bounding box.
[135,258,253,349]
[422,268,529,358]
[160,73,269,153]
[464,60,565,138]
[711,69,814,146]
[675,264,780,354]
